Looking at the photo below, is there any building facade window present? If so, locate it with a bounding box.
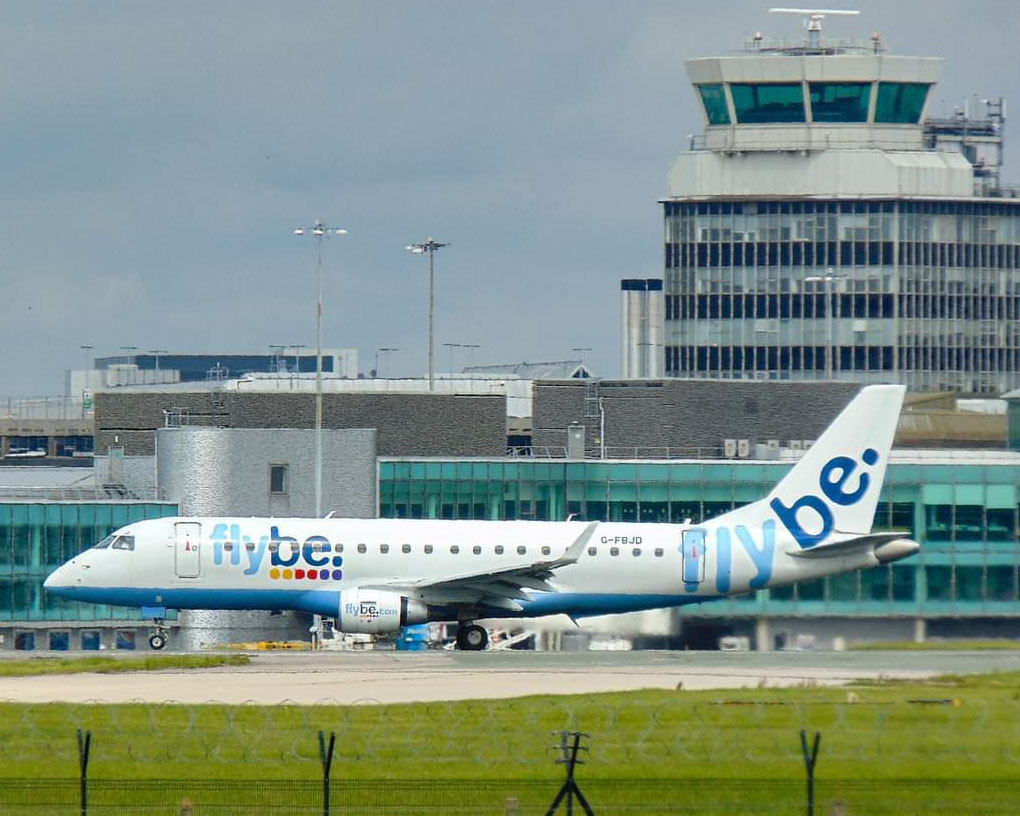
[269,464,288,495]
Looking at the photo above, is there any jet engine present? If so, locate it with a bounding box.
[337,589,429,635]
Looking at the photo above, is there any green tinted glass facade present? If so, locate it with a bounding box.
[874,82,931,124]
[698,84,730,125]
[730,83,805,123]
[379,458,1020,618]
[808,82,870,123]
[0,502,178,621]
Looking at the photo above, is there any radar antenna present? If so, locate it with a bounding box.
[768,7,860,49]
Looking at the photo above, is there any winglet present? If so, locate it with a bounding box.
[551,522,598,568]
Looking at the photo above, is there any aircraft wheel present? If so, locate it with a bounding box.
[456,624,488,651]
[148,633,168,650]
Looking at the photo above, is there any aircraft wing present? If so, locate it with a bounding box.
[362,521,598,612]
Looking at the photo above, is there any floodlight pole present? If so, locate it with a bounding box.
[295,220,347,519]
[405,238,449,392]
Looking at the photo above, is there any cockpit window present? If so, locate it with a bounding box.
[93,535,115,550]
[111,535,135,551]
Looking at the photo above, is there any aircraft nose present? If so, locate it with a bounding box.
[44,561,77,592]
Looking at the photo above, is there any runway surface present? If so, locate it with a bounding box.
[1,650,1018,705]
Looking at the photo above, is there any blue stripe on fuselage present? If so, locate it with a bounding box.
[48,586,719,620]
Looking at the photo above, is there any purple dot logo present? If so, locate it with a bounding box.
[331,569,343,580]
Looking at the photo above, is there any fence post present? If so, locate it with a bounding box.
[76,729,92,816]
[545,731,595,816]
[799,729,821,816]
[318,730,336,816]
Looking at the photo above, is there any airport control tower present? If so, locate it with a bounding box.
[662,9,1020,394]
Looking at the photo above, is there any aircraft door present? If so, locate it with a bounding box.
[681,528,707,589]
[174,522,202,579]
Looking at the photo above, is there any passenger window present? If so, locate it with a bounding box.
[357,544,367,554]
[316,542,330,552]
[610,547,620,556]
[269,542,279,553]
[587,547,597,556]
[517,546,527,556]
[424,544,434,554]
[246,542,256,552]
[541,546,551,556]
[654,548,664,557]
[450,545,460,554]
[495,545,504,555]
[472,546,481,555]
[112,536,135,551]
[335,543,344,553]
[380,544,389,554]
[633,548,642,557]
[93,536,114,550]
[401,544,411,554]
[224,542,234,552]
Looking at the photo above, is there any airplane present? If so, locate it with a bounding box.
[45,384,918,651]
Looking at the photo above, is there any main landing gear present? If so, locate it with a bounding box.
[456,623,489,651]
[149,618,170,651]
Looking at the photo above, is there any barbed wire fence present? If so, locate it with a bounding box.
[0,697,1019,814]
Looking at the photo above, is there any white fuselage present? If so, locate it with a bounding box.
[43,514,872,620]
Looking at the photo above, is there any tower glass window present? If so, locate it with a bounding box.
[808,82,871,123]
[730,83,805,123]
[874,82,930,123]
[698,84,730,125]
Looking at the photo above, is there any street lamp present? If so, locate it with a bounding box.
[294,220,348,518]
[375,348,399,379]
[149,349,168,381]
[463,343,480,379]
[442,342,465,392]
[804,272,846,381]
[405,238,449,392]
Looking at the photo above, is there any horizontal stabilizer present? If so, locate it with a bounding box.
[786,532,919,563]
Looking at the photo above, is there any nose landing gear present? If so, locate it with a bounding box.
[148,618,170,650]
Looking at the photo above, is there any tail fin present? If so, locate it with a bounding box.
[718,385,905,550]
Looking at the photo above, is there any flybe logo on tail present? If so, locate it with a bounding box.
[769,448,880,549]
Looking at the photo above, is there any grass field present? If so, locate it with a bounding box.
[0,654,249,677]
[1,668,1019,813]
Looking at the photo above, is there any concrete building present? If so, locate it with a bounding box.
[664,18,1019,393]
[621,280,665,379]
[379,447,1020,649]
[93,383,506,458]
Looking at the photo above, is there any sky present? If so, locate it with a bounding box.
[1,0,1017,396]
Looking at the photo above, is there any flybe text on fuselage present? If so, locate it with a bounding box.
[210,523,345,581]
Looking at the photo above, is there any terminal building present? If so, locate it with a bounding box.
[661,15,1019,394]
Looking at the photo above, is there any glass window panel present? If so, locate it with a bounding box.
[955,505,984,540]
[986,566,1016,601]
[861,566,891,602]
[986,508,1014,541]
[809,82,870,122]
[925,566,952,601]
[828,571,859,602]
[875,82,930,124]
[731,83,806,123]
[891,566,916,602]
[698,84,730,125]
[924,504,952,540]
[797,578,824,601]
[955,566,983,601]
[770,585,794,601]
